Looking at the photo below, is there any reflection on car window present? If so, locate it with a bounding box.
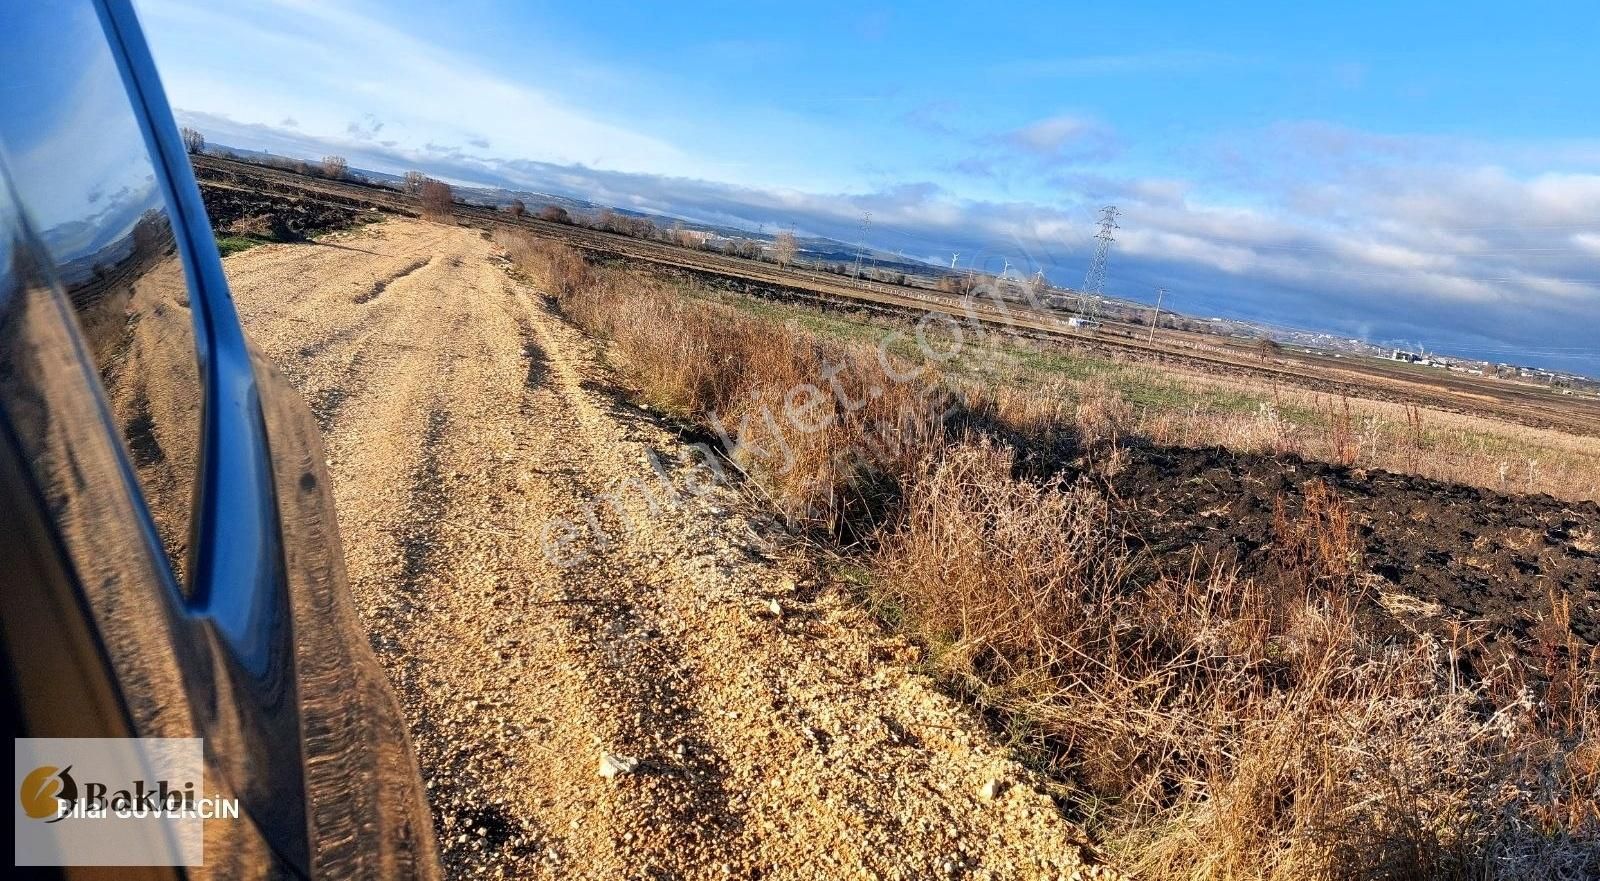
[0,2,202,584]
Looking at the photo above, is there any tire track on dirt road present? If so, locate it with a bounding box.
[226,218,1111,880]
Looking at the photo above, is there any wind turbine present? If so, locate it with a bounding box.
[950,252,960,269]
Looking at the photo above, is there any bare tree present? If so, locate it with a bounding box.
[1255,337,1282,362]
[625,216,656,239]
[772,230,798,268]
[1024,273,1049,302]
[403,170,428,195]
[179,127,205,155]
[505,199,526,218]
[419,179,454,221]
[321,155,348,180]
[669,223,706,249]
[539,205,571,224]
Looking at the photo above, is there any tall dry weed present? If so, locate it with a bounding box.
[882,444,1597,879]
[495,226,1599,879]
[497,228,950,538]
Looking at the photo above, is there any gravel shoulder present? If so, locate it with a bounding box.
[225,218,1108,880]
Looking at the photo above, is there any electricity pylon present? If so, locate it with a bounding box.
[1081,205,1119,317]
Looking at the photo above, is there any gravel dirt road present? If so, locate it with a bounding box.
[225,218,1107,880]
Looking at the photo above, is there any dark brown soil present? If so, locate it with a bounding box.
[1096,446,1600,672]
[199,180,379,242]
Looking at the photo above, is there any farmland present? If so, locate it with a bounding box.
[201,159,1600,879]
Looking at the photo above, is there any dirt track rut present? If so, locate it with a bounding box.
[227,218,1105,880]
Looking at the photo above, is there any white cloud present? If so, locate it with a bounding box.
[1001,115,1116,160]
[138,0,1600,376]
[1573,232,1600,256]
[139,0,692,175]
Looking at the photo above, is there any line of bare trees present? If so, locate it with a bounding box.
[390,167,806,267]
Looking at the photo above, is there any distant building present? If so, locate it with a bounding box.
[1391,350,1419,363]
[1066,317,1101,330]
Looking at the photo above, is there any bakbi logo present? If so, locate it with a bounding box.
[17,764,216,821]
[19,764,78,822]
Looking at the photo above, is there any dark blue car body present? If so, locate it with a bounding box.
[0,2,440,877]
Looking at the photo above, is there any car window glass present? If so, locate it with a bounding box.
[0,2,202,585]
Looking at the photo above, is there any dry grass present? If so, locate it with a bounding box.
[881,444,1598,880]
[704,291,1600,502]
[1118,368,1600,501]
[495,228,1600,879]
[498,229,942,539]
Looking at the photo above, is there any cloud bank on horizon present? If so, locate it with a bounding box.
[138,0,1600,376]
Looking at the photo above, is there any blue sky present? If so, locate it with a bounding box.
[139,0,1600,375]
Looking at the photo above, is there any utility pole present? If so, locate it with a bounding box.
[1081,205,1120,318]
[1148,287,1165,343]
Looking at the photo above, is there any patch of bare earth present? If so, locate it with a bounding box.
[225,218,1111,880]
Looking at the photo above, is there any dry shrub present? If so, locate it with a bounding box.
[878,439,1128,675]
[1272,479,1361,590]
[418,179,454,221]
[496,228,948,539]
[1404,403,1427,454]
[494,225,1599,878]
[881,443,1598,880]
[538,204,572,224]
[1329,396,1358,466]
[494,230,588,297]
